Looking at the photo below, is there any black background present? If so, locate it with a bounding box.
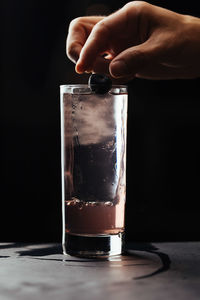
[1,0,200,242]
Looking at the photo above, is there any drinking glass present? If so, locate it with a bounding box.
[60,84,128,257]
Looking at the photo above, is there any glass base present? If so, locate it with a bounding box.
[63,232,124,257]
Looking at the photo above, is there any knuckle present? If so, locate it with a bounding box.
[70,17,83,26]
[69,17,86,30]
[66,42,79,61]
[66,42,75,57]
[124,1,149,14]
[93,20,109,36]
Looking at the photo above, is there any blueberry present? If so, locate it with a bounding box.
[88,73,112,94]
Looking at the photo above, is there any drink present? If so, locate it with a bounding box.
[64,138,126,235]
[60,85,128,257]
[65,199,125,235]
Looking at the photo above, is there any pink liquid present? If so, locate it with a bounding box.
[65,198,125,235]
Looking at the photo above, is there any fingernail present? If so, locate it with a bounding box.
[111,60,127,77]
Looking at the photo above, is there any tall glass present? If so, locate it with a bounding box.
[60,84,128,257]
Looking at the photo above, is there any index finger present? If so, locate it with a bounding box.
[66,16,103,64]
[75,4,133,73]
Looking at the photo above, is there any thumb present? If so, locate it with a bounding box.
[109,42,156,78]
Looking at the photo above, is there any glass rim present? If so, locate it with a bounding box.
[60,84,128,88]
[60,84,128,95]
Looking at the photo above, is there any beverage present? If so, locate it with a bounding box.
[60,84,128,257]
[65,199,125,235]
[64,140,126,234]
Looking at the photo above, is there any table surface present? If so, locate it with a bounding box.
[0,242,199,300]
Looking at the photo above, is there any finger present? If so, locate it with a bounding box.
[109,39,163,79]
[109,33,191,80]
[66,17,103,63]
[75,4,135,73]
[84,58,133,84]
[110,52,190,80]
[75,55,110,74]
[91,57,110,75]
[91,57,134,82]
[75,1,160,73]
[67,40,83,64]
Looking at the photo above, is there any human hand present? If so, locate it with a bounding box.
[67,1,200,80]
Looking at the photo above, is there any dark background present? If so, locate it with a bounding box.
[1,0,200,243]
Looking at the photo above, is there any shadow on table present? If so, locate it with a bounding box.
[125,242,171,279]
[0,243,62,256]
[3,242,171,280]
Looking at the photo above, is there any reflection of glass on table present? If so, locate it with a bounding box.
[60,85,128,257]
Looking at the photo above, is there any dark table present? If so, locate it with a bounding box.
[0,242,199,300]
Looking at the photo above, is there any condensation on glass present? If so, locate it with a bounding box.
[60,84,128,257]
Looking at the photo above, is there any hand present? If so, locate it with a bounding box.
[67,1,200,80]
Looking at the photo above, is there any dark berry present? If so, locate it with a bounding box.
[88,73,112,94]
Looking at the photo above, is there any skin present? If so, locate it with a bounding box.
[66,1,200,81]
